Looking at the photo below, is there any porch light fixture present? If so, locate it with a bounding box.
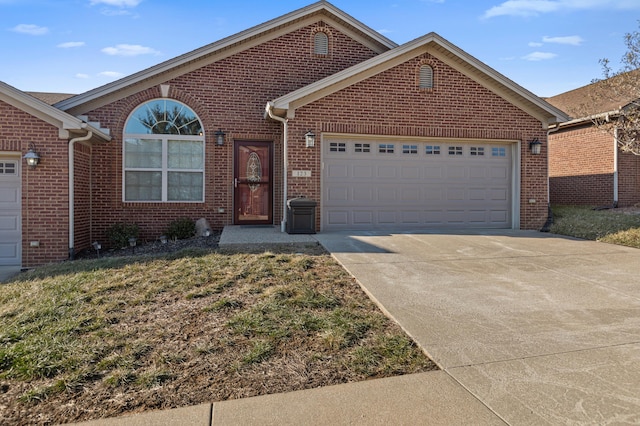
[529,138,542,155]
[305,130,315,148]
[23,143,41,168]
[215,128,226,146]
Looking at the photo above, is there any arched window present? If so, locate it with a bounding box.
[123,99,205,202]
[419,65,434,89]
[314,31,329,55]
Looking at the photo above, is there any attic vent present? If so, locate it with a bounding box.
[419,65,434,89]
[314,32,329,55]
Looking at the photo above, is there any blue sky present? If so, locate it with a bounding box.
[1,0,639,97]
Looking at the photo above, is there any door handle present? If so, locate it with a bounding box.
[234,178,238,188]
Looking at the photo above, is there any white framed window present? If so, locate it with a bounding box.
[492,147,506,157]
[329,142,346,152]
[379,143,395,154]
[448,146,463,156]
[123,99,204,202]
[402,144,418,154]
[425,145,440,155]
[0,161,17,175]
[355,143,371,153]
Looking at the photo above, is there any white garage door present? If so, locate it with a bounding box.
[322,138,513,231]
[0,158,21,266]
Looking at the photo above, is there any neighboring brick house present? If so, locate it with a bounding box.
[546,72,640,207]
[0,1,567,268]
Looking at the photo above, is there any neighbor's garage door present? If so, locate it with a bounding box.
[322,138,513,231]
[0,158,21,266]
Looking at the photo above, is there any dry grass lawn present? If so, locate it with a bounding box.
[0,244,437,425]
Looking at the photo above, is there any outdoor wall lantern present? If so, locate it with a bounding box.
[305,130,316,148]
[23,143,41,168]
[215,128,226,146]
[529,138,542,155]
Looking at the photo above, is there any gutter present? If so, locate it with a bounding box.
[265,102,289,232]
[614,127,619,207]
[68,129,93,260]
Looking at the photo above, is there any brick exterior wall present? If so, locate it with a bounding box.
[3,19,560,267]
[82,22,381,245]
[549,123,640,207]
[0,100,70,267]
[287,53,549,230]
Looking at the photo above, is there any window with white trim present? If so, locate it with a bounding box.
[425,145,440,155]
[329,142,346,152]
[448,146,463,156]
[470,147,485,156]
[492,147,506,157]
[124,99,204,202]
[379,143,395,154]
[403,144,418,154]
[0,161,17,175]
[355,143,371,153]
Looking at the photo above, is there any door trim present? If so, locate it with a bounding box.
[233,140,273,225]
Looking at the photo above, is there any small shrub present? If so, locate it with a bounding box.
[106,223,139,249]
[166,217,195,240]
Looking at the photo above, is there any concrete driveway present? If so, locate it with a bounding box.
[315,230,640,424]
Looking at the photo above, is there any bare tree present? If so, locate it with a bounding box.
[588,23,640,155]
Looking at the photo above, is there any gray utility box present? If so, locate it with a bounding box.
[286,197,317,234]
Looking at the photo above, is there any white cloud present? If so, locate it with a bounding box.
[542,35,584,45]
[11,24,49,35]
[528,42,543,47]
[522,51,558,61]
[76,73,90,79]
[98,71,124,78]
[90,0,142,6]
[58,41,86,48]
[484,0,640,18]
[101,44,159,56]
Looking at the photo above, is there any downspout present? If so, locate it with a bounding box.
[613,127,619,207]
[68,128,93,260]
[265,102,288,232]
[541,123,561,232]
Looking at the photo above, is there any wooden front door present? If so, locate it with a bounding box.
[234,141,273,225]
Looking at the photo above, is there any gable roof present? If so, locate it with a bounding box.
[27,92,76,105]
[268,32,569,127]
[55,1,397,116]
[545,69,640,120]
[0,81,110,142]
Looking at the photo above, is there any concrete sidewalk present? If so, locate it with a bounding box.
[74,229,640,425]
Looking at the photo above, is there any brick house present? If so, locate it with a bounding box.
[0,1,567,268]
[546,73,640,207]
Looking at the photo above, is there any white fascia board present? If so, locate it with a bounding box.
[56,1,397,112]
[271,32,569,125]
[0,81,111,142]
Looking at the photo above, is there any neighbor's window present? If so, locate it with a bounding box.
[123,99,204,202]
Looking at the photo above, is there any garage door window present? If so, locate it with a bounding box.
[470,147,485,156]
[403,145,418,154]
[329,142,346,152]
[492,147,506,157]
[448,146,463,156]
[426,145,440,155]
[0,162,17,175]
[355,143,371,153]
[379,144,394,154]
